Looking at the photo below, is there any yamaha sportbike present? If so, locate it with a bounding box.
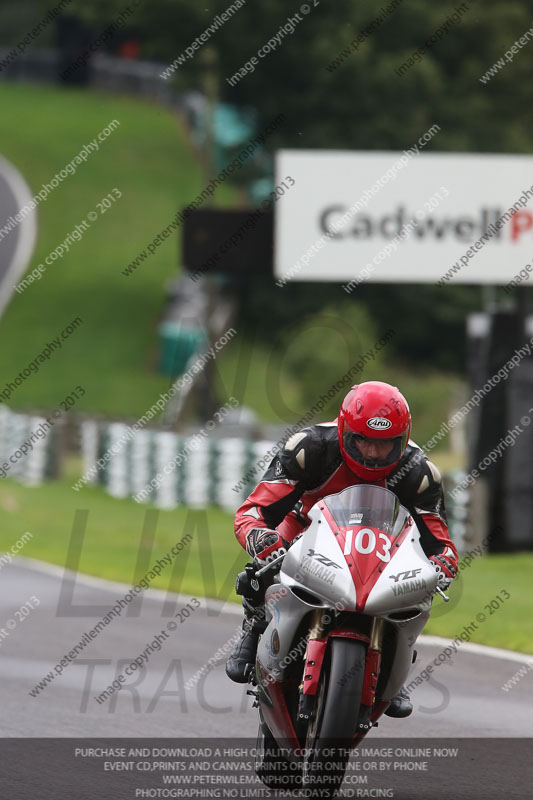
[242,484,442,797]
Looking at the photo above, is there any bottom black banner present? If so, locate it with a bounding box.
[0,738,528,799]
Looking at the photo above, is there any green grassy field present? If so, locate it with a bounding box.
[0,82,239,418]
[1,475,531,653]
[0,474,243,600]
[0,85,468,440]
[0,83,469,453]
[424,554,533,652]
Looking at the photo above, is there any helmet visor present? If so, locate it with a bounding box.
[341,420,409,471]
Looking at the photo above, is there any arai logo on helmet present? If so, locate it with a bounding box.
[366,417,392,430]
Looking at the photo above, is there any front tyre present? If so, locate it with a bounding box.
[254,717,302,792]
[303,637,366,798]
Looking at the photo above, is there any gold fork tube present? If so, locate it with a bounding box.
[369,617,384,651]
[308,608,328,641]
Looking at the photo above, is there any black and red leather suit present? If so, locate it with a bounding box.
[235,421,456,567]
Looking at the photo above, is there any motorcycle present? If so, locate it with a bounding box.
[238,484,444,797]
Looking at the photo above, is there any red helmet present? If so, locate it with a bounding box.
[337,381,411,481]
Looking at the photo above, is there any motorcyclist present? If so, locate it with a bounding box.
[226,381,458,718]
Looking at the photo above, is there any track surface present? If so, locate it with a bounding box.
[1,559,533,737]
[1,560,532,798]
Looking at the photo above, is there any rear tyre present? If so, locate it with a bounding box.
[303,638,366,798]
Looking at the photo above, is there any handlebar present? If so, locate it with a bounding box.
[435,586,450,602]
[254,551,287,577]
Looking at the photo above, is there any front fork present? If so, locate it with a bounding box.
[357,617,384,733]
[297,611,384,733]
[297,609,328,725]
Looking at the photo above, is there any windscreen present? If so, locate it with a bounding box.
[322,484,410,538]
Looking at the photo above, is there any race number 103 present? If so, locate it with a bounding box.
[343,528,392,562]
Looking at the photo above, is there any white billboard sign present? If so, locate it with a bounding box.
[274,150,533,286]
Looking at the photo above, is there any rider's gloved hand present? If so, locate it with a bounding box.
[245,528,288,565]
[430,546,457,590]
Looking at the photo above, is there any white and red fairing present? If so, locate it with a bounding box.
[282,486,437,615]
[256,485,438,744]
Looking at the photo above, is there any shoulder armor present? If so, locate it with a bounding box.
[276,425,341,488]
[388,444,445,517]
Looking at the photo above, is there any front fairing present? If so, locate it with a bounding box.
[281,484,436,613]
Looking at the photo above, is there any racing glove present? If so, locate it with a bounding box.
[430,546,457,590]
[245,528,288,565]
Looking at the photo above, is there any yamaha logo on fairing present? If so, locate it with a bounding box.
[301,549,342,586]
[391,578,427,596]
[389,568,422,583]
[306,549,341,568]
[366,417,392,430]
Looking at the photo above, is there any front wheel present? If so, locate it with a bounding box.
[254,716,302,791]
[303,637,366,798]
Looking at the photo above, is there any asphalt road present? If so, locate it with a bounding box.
[1,558,532,798]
